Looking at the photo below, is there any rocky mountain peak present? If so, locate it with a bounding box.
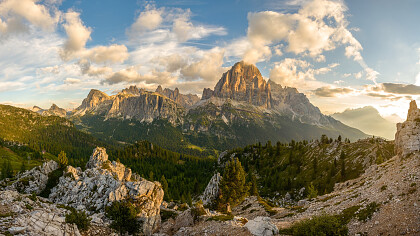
[395,100,420,156]
[407,100,420,121]
[208,61,272,108]
[155,85,199,108]
[81,89,110,110]
[121,85,141,96]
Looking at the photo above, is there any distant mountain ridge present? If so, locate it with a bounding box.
[31,104,67,117]
[331,106,396,140]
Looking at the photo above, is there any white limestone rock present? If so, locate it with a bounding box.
[395,100,420,156]
[6,160,59,194]
[49,147,164,235]
[200,172,221,206]
[244,216,279,236]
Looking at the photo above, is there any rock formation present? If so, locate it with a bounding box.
[207,61,272,108]
[395,100,420,156]
[200,172,221,206]
[0,190,82,236]
[6,160,59,194]
[49,147,164,235]
[200,61,341,127]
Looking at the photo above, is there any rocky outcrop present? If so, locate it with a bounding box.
[6,160,59,194]
[205,61,272,108]
[49,147,164,235]
[200,172,221,206]
[395,100,420,156]
[0,190,82,236]
[155,85,200,108]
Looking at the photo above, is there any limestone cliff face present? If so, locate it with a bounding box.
[50,147,164,235]
[210,61,272,108]
[155,85,200,108]
[73,87,185,125]
[395,100,420,156]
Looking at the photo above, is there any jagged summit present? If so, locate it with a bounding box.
[203,61,272,108]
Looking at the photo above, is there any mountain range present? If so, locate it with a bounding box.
[34,61,368,153]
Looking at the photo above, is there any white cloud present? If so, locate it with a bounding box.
[0,0,60,36]
[60,10,128,64]
[172,10,226,42]
[180,48,226,82]
[269,58,338,89]
[242,0,377,82]
[130,5,163,33]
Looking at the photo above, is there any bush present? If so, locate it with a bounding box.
[39,168,64,198]
[357,202,380,222]
[292,214,348,236]
[160,209,178,222]
[105,200,141,235]
[206,213,234,222]
[65,208,91,231]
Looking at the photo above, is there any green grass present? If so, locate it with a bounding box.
[0,146,43,173]
[187,144,204,152]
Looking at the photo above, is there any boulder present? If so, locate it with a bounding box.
[244,216,279,236]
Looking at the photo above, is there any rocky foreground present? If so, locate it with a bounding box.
[0,147,163,236]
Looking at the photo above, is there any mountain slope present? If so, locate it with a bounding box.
[332,106,396,139]
[0,104,100,165]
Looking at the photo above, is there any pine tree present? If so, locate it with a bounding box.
[58,150,68,167]
[307,182,318,199]
[20,161,26,173]
[1,160,13,179]
[218,158,249,208]
[160,175,169,201]
[340,151,346,180]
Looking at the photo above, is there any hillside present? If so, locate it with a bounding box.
[217,135,394,201]
[332,106,396,140]
[0,104,101,166]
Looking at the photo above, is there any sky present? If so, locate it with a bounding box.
[0,0,419,121]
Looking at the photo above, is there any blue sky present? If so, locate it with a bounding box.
[0,0,419,120]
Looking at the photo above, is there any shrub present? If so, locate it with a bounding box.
[292,214,348,236]
[105,200,141,235]
[357,202,380,222]
[39,168,64,198]
[160,209,178,222]
[65,208,91,231]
